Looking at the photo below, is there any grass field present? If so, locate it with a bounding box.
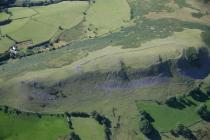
[136,101,200,132]
[136,95,210,132]
[0,112,69,140]
[84,0,131,36]
[0,37,14,54]
[72,117,105,140]
[8,7,37,20]
[0,110,107,140]
[0,13,10,22]
[0,1,88,44]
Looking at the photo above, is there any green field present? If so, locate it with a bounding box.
[0,13,10,22]
[72,117,105,140]
[0,112,69,140]
[8,7,37,20]
[136,101,199,132]
[0,110,106,140]
[0,37,14,54]
[0,1,88,44]
[84,0,131,36]
[136,95,210,132]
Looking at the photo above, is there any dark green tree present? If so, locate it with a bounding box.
[173,123,195,139]
[185,47,200,67]
[196,104,210,121]
[139,119,153,135]
[69,132,81,140]
[202,30,210,47]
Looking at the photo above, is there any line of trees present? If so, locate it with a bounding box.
[0,106,113,140]
[170,123,196,140]
[91,111,112,140]
[179,47,209,68]
[0,0,90,9]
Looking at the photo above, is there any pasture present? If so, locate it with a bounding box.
[0,13,10,22]
[136,95,210,132]
[0,109,107,140]
[0,1,88,45]
[0,37,14,54]
[84,0,131,36]
[0,112,69,140]
[136,101,200,132]
[72,117,105,140]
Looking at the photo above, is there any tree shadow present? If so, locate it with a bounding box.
[166,101,186,110]
[146,128,161,140]
[181,98,196,107]
[178,56,210,79]
[189,89,209,102]
[145,113,155,123]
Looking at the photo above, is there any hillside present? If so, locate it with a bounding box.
[0,0,210,140]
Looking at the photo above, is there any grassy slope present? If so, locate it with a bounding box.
[0,28,203,84]
[33,1,88,29]
[0,0,209,140]
[0,112,69,140]
[0,37,14,54]
[1,18,29,35]
[8,7,37,20]
[84,0,131,36]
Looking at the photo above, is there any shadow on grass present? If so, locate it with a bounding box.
[190,88,209,102]
[181,98,196,107]
[178,56,210,79]
[146,113,155,123]
[146,128,161,140]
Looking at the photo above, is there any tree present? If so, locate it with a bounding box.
[173,123,195,139]
[185,47,200,67]
[69,132,81,140]
[196,104,210,120]
[139,110,154,135]
[118,60,129,81]
[189,87,208,102]
[203,0,210,3]
[139,119,153,135]
[139,110,154,122]
[0,0,15,7]
[198,47,209,61]
[165,96,177,105]
[202,30,210,47]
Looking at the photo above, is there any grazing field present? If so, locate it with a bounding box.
[136,101,200,132]
[0,37,14,54]
[84,0,131,36]
[72,117,105,140]
[136,96,210,132]
[0,13,10,22]
[1,1,88,44]
[0,112,69,140]
[8,7,37,20]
